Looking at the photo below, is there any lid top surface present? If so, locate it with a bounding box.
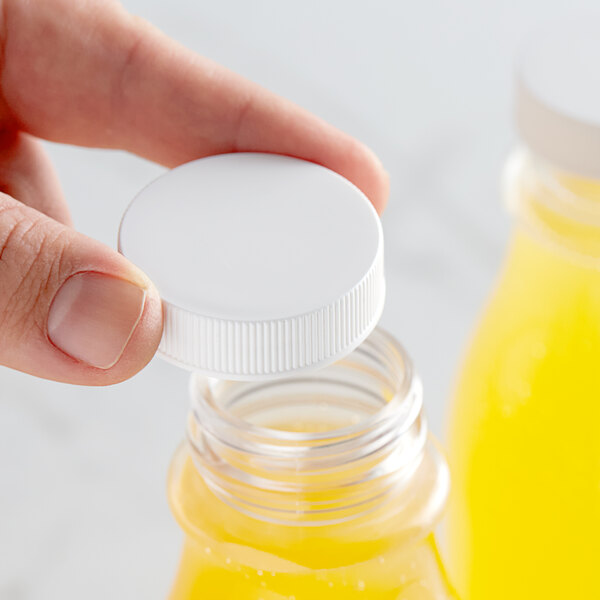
[120,153,382,322]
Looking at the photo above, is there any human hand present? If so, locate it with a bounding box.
[0,0,389,385]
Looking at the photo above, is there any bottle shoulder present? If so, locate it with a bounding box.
[167,439,449,570]
[470,226,600,338]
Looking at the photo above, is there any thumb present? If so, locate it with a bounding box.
[0,193,163,385]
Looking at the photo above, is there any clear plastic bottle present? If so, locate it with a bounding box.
[446,21,600,600]
[168,329,456,599]
[120,153,458,599]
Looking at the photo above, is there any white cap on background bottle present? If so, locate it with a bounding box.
[516,18,600,179]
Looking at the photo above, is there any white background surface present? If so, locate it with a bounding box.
[0,1,595,598]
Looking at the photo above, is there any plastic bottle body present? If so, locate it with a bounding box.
[168,445,453,599]
[167,329,457,599]
[447,150,600,599]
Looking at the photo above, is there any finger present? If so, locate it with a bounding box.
[0,0,389,212]
[0,193,162,385]
[0,128,71,225]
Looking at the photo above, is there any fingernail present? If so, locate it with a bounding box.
[48,272,146,369]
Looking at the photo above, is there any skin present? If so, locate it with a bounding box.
[0,0,389,386]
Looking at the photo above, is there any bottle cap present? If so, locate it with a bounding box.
[119,153,385,380]
[516,18,600,178]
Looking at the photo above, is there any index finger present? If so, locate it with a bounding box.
[0,0,389,212]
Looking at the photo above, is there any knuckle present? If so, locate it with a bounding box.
[0,197,71,339]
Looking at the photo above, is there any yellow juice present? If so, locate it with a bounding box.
[447,159,600,598]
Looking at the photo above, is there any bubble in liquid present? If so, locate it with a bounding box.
[204,547,212,554]
[257,570,263,576]
[355,580,366,591]
[377,556,385,564]
[225,557,232,565]
[328,582,334,588]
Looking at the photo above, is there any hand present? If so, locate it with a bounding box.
[0,0,389,386]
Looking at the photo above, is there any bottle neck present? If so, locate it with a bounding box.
[185,328,447,528]
[506,147,600,263]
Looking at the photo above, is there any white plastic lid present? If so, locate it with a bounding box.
[516,18,600,178]
[119,153,385,380]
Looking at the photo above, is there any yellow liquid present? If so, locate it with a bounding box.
[447,176,600,598]
[168,421,457,599]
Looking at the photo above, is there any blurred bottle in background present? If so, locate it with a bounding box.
[446,20,600,600]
